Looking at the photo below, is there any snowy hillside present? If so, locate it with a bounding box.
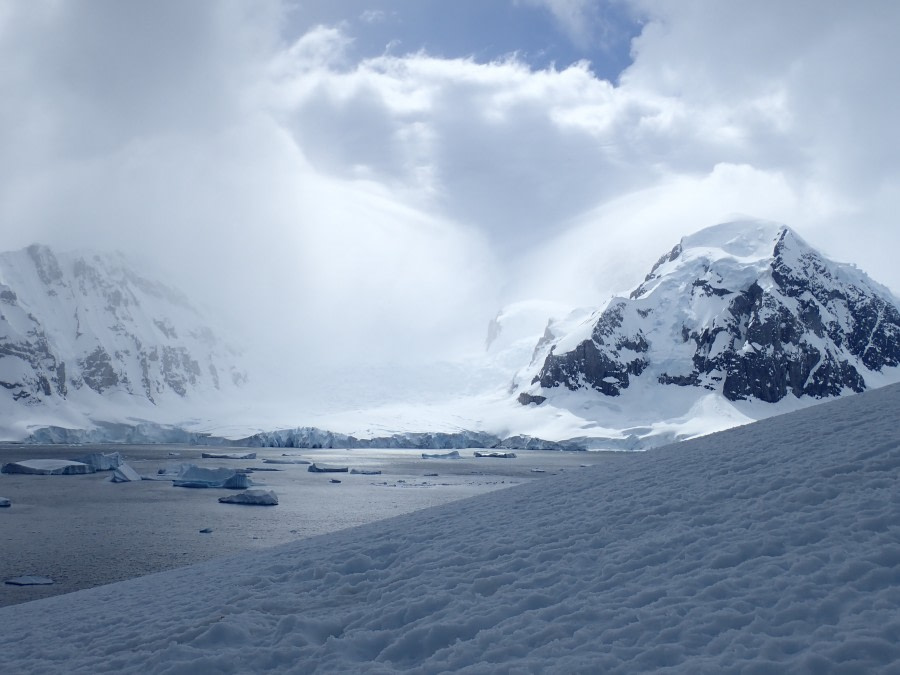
[2,381,899,672]
[0,245,245,437]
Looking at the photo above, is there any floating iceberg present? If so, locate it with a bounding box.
[262,458,310,465]
[1,459,92,475]
[172,465,251,489]
[200,452,257,460]
[421,451,461,459]
[0,497,10,507]
[473,451,517,458]
[307,463,348,473]
[218,490,278,506]
[111,463,142,483]
[349,469,382,475]
[74,452,124,471]
[5,576,54,586]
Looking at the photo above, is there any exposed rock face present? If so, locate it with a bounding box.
[0,244,245,408]
[525,221,900,404]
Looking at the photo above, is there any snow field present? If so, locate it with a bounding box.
[1,383,899,673]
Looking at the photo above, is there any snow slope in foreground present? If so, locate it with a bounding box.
[2,385,899,673]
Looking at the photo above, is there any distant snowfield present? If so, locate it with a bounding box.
[2,384,898,673]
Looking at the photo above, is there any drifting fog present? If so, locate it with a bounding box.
[1,1,899,384]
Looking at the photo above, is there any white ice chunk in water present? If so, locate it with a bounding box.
[421,451,461,459]
[1,459,92,475]
[5,576,54,586]
[172,465,251,489]
[74,452,124,471]
[201,452,257,460]
[307,463,349,473]
[218,490,278,506]
[111,463,142,483]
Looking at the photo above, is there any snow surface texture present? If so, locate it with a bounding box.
[1,384,899,673]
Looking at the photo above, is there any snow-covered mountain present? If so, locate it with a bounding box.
[0,244,245,435]
[516,220,900,408]
[5,221,900,448]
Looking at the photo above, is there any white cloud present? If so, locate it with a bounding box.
[359,9,387,24]
[1,0,899,396]
[518,0,597,48]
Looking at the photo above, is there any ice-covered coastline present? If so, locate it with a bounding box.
[20,421,660,451]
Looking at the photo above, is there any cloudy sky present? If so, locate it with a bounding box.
[1,0,898,373]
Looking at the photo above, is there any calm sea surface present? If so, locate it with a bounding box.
[0,444,618,606]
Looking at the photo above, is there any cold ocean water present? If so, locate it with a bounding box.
[0,443,606,606]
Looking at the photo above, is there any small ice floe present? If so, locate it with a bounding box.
[199,528,213,534]
[307,463,349,473]
[421,451,461,459]
[110,463,142,483]
[1,459,92,475]
[424,473,439,477]
[218,489,278,506]
[158,462,191,475]
[244,466,282,472]
[262,458,311,465]
[200,452,257,460]
[172,465,251,489]
[474,451,517,458]
[0,497,10,507]
[530,468,547,473]
[5,575,54,586]
[329,479,342,484]
[349,469,382,475]
[74,452,123,471]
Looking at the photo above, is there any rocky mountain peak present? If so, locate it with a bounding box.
[518,220,900,406]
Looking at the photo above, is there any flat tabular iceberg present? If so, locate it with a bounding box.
[307,463,348,473]
[1,459,92,475]
[4,576,53,586]
[201,452,256,460]
[171,465,251,489]
[218,490,278,506]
